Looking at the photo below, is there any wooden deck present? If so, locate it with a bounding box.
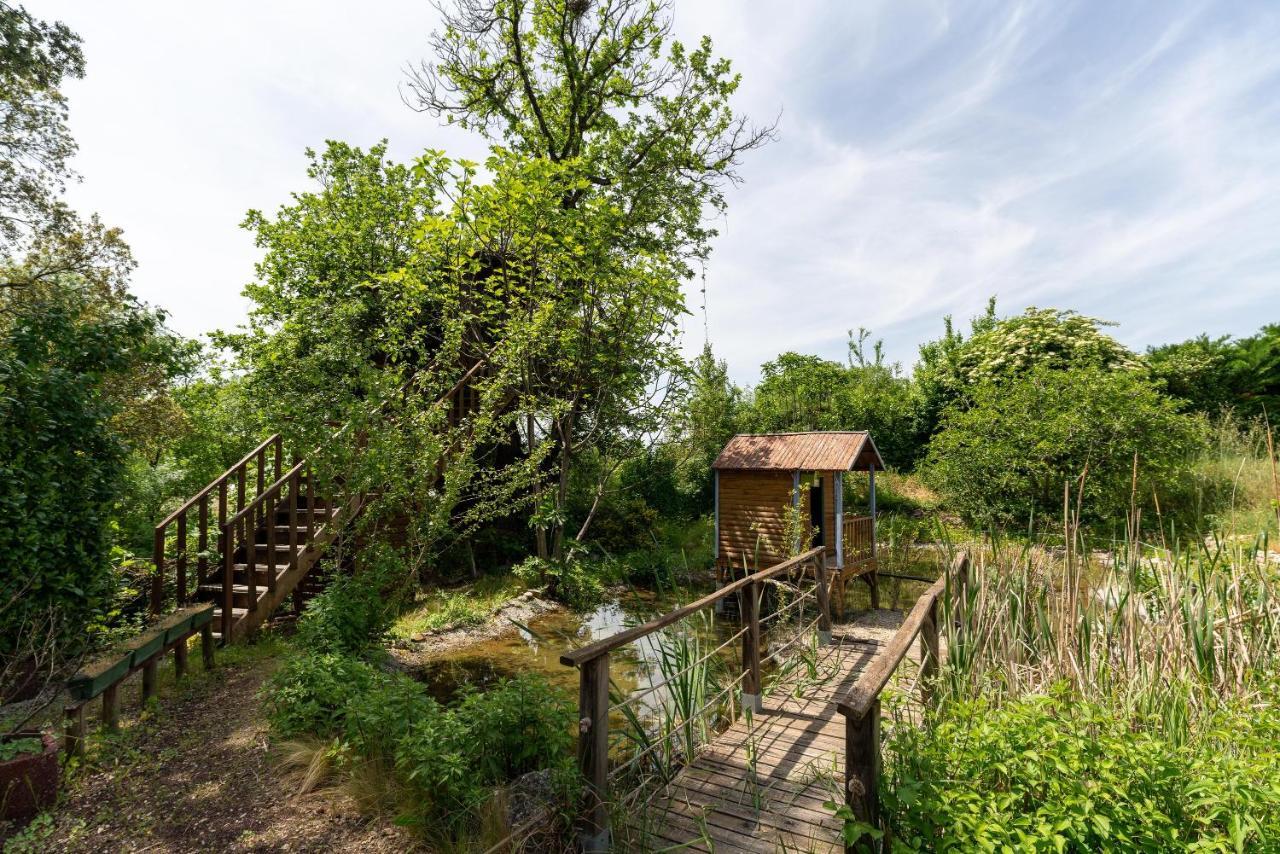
[633,627,889,853]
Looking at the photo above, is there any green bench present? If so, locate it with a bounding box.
[64,603,216,756]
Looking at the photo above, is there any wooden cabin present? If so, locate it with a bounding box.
[712,431,884,608]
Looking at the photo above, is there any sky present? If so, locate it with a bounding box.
[36,0,1280,383]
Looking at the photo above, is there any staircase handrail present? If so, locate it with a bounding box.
[223,357,488,533]
[154,433,281,531]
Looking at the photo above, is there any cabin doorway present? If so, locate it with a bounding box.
[808,479,824,547]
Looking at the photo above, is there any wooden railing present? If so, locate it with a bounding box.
[836,551,970,851]
[151,434,283,614]
[560,545,830,853]
[843,514,875,567]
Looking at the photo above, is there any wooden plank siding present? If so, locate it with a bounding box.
[718,470,841,570]
[717,470,794,569]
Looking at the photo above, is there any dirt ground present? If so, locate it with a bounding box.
[1,645,419,854]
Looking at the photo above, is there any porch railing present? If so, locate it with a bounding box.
[843,514,875,566]
[836,551,970,850]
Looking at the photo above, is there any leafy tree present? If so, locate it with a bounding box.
[745,330,917,466]
[1147,335,1238,415]
[1148,324,1280,419]
[676,344,741,508]
[924,366,1204,527]
[405,0,772,558]
[914,301,1140,444]
[0,2,83,255]
[226,141,442,437]
[0,265,188,699]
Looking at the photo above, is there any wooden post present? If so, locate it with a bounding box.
[197,493,209,589]
[287,469,299,572]
[151,525,165,614]
[245,511,258,604]
[920,598,939,707]
[222,519,234,643]
[266,493,278,593]
[142,658,158,702]
[305,464,316,544]
[102,683,119,731]
[256,448,266,528]
[174,636,189,680]
[844,701,881,852]
[741,579,762,711]
[175,513,188,605]
[815,554,832,644]
[201,622,215,670]
[577,654,611,853]
[868,466,880,610]
[64,705,85,757]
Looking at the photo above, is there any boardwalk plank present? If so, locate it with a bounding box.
[624,625,879,854]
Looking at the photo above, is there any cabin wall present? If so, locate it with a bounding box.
[823,473,836,563]
[716,470,795,570]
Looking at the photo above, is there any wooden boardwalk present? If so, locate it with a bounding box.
[633,628,891,853]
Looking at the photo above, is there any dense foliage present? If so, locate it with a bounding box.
[1149,324,1280,419]
[924,366,1204,526]
[0,1,83,254]
[745,331,917,466]
[884,687,1280,852]
[269,585,575,837]
[0,278,187,688]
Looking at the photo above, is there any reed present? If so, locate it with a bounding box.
[938,527,1280,729]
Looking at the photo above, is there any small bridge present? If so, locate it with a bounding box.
[560,547,968,853]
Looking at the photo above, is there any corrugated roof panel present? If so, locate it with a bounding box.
[712,431,884,471]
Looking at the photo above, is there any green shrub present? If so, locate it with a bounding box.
[454,674,576,781]
[265,652,382,739]
[879,686,1280,852]
[924,365,1204,527]
[296,546,410,655]
[513,554,607,610]
[265,650,575,837]
[0,284,184,670]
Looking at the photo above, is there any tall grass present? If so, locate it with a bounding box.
[941,533,1280,720]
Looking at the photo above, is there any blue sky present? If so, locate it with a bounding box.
[39,0,1280,383]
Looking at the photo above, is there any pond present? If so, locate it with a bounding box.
[412,586,735,711]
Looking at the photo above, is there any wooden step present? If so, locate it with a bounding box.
[199,583,273,608]
[247,542,298,564]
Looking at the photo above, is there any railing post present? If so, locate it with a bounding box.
[920,598,939,707]
[815,554,832,645]
[197,493,209,590]
[577,653,610,853]
[151,525,165,615]
[843,701,881,853]
[741,578,762,712]
[245,510,258,604]
[287,469,299,571]
[222,521,234,642]
[175,514,188,606]
[266,494,278,593]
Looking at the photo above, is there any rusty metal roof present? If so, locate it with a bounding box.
[712,431,885,472]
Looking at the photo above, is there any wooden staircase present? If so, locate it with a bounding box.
[151,435,361,644]
[150,360,489,643]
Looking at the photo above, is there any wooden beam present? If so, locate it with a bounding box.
[559,547,825,667]
[837,573,946,720]
[576,654,611,852]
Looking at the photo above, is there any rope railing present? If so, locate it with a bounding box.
[835,551,971,851]
[560,546,830,853]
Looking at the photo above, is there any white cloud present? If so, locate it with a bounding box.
[34,0,1280,382]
